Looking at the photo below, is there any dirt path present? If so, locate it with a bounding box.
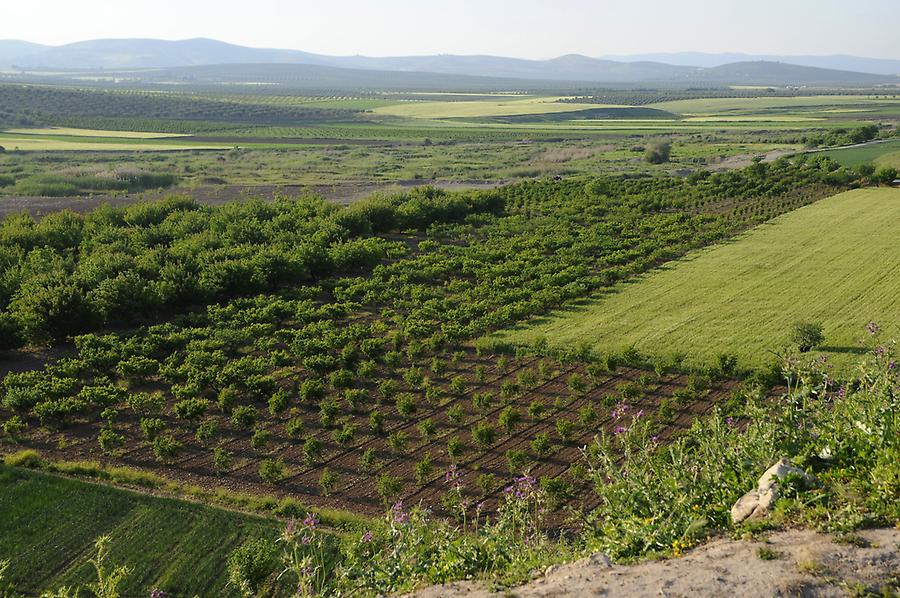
[407,528,900,597]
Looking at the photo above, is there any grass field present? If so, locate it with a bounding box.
[0,131,223,151]
[647,95,900,116]
[491,187,900,371]
[0,464,278,596]
[817,138,900,167]
[373,96,600,118]
[4,127,189,138]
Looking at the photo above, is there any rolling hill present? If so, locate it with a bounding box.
[2,37,898,87]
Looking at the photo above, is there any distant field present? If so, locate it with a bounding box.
[0,465,278,596]
[0,131,224,151]
[373,96,600,118]
[4,127,188,138]
[816,138,900,167]
[492,188,900,371]
[648,95,900,116]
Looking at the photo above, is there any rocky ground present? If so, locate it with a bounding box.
[408,527,900,597]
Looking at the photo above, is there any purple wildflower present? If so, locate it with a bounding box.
[614,425,627,435]
[726,417,735,426]
[635,409,645,420]
[361,530,374,543]
[150,591,168,598]
[391,501,408,524]
[302,513,319,529]
[612,403,630,421]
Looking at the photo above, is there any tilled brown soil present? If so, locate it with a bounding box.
[4,349,741,520]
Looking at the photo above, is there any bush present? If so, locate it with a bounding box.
[173,398,209,421]
[472,422,497,448]
[2,415,27,439]
[376,473,402,504]
[645,141,672,164]
[790,321,825,352]
[212,447,233,475]
[259,458,286,483]
[231,405,257,428]
[250,429,272,451]
[226,538,277,597]
[319,468,339,496]
[303,437,322,465]
[152,434,182,464]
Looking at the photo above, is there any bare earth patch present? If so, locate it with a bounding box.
[407,528,900,597]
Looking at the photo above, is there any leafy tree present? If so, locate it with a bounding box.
[791,321,825,352]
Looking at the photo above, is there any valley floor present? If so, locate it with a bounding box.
[409,527,900,597]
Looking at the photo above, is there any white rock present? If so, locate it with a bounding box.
[731,459,811,524]
[757,458,812,491]
[730,489,761,524]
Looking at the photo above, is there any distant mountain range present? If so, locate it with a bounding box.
[1,38,898,87]
[601,52,900,76]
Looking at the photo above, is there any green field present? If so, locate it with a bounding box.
[492,187,900,371]
[373,95,599,118]
[0,131,223,151]
[0,464,278,596]
[816,138,900,167]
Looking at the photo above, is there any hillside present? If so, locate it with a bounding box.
[602,52,900,75]
[2,37,897,86]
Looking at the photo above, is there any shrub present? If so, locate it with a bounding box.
[415,453,434,485]
[173,398,209,421]
[319,468,339,496]
[212,447,233,475]
[555,419,576,443]
[498,406,521,434]
[531,432,552,457]
[299,379,325,403]
[447,404,464,424]
[250,428,272,451]
[303,437,322,465]
[318,399,339,428]
[333,423,356,446]
[396,393,417,418]
[376,473,402,505]
[506,449,530,475]
[231,405,257,428]
[268,390,290,415]
[286,417,305,439]
[3,415,27,439]
[141,417,166,442]
[259,458,286,484]
[152,434,182,464]
[368,409,385,434]
[387,431,409,455]
[472,422,497,448]
[477,473,497,496]
[226,538,277,597]
[645,141,672,164]
[418,418,436,439]
[790,321,825,352]
[358,448,376,473]
[98,427,125,455]
[447,436,465,461]
[196,419,218,443]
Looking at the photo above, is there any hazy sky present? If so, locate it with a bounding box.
[3,0,899,59]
